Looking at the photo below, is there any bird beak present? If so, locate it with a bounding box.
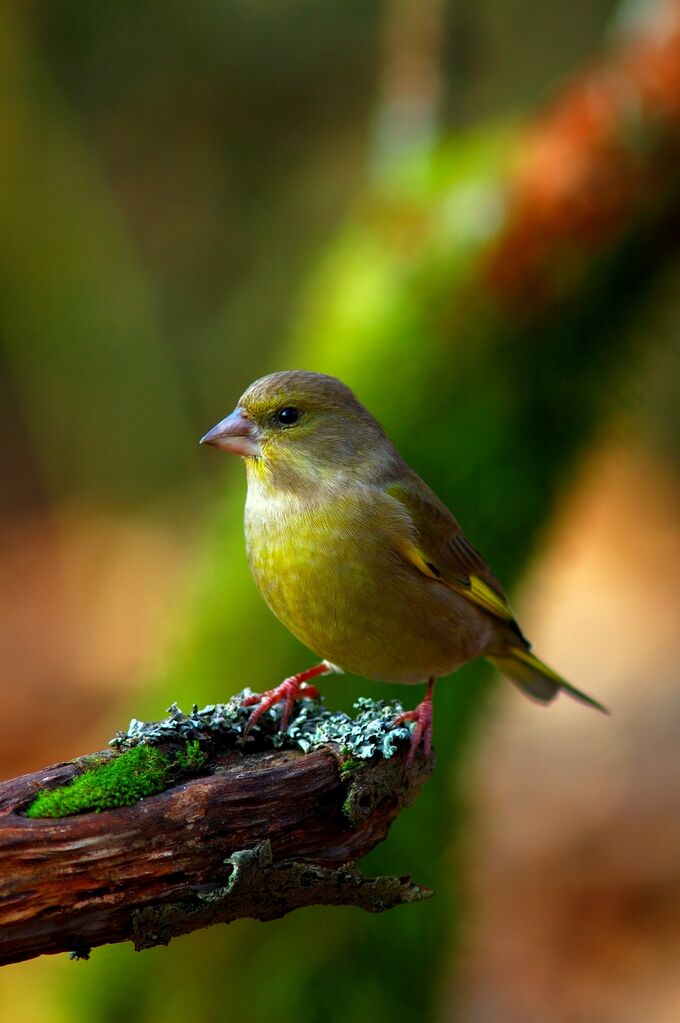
[199,408,261,457]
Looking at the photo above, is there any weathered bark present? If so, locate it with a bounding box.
[0,742,432,967]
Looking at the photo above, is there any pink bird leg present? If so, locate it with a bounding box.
[394,678,436,765]
[242,662,332,733]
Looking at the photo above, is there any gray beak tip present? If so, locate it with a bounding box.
[198,409,261,457]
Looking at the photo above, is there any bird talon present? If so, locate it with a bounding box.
[241,664,328,736]
[394,679,435,765]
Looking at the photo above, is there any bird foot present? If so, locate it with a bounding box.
[242,663,329,734]
[394,680,435,765]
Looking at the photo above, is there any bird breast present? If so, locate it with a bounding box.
[244,481,493,684]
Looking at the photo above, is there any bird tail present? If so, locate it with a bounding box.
[486,646,609,714]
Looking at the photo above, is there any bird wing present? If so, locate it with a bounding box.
[383,477,519,627]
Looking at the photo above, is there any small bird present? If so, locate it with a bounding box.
[201,371,606,761]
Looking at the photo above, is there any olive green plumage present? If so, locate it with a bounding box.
[203,370,606,712]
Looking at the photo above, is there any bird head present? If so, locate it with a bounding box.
[200,370,396,489]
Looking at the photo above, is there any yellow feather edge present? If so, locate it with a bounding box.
[468,576,514,621]
[508,646,565,681]
[495,647,611,713]
[402,542,514,621]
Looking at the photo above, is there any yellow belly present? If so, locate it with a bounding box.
[244,487,492,684]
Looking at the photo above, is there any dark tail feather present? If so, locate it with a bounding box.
[486,647,610,714]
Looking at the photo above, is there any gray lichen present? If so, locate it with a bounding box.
[131,840,432,952]
[26,692,421,821]
[111,690,414,761]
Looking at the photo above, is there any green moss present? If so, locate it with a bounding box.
[337,745,360,777]
[175,739,207,771]
[26,744,172,819]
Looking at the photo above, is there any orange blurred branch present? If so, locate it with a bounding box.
[486,0,680,308]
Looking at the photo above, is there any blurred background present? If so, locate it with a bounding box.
[1,0,680,1020]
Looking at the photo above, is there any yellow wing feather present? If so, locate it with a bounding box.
[385,478,518,625]
[400,539,514,620]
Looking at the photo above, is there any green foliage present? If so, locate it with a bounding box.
[26,745,172,819]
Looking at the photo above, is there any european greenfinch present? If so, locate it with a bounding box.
[201,371,606,761]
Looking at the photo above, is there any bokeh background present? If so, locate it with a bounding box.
[2,0,680,1020]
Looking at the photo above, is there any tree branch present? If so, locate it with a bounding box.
[485,0,680,308]
[0,697,432,966]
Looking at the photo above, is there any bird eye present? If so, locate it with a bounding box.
[274,406,301,426]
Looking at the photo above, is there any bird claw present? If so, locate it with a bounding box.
[242,665,327,735]
[394,680,435,766]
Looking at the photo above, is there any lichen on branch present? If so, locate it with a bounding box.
[131,840,431,953]
[0,694,432,966]
[114,690,415,758]
[24,691,416,821]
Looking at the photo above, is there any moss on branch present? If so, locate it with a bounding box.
[0,697,433,965]
[24,692,416,819]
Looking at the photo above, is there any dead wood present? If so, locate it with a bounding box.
[0,732,432,966]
